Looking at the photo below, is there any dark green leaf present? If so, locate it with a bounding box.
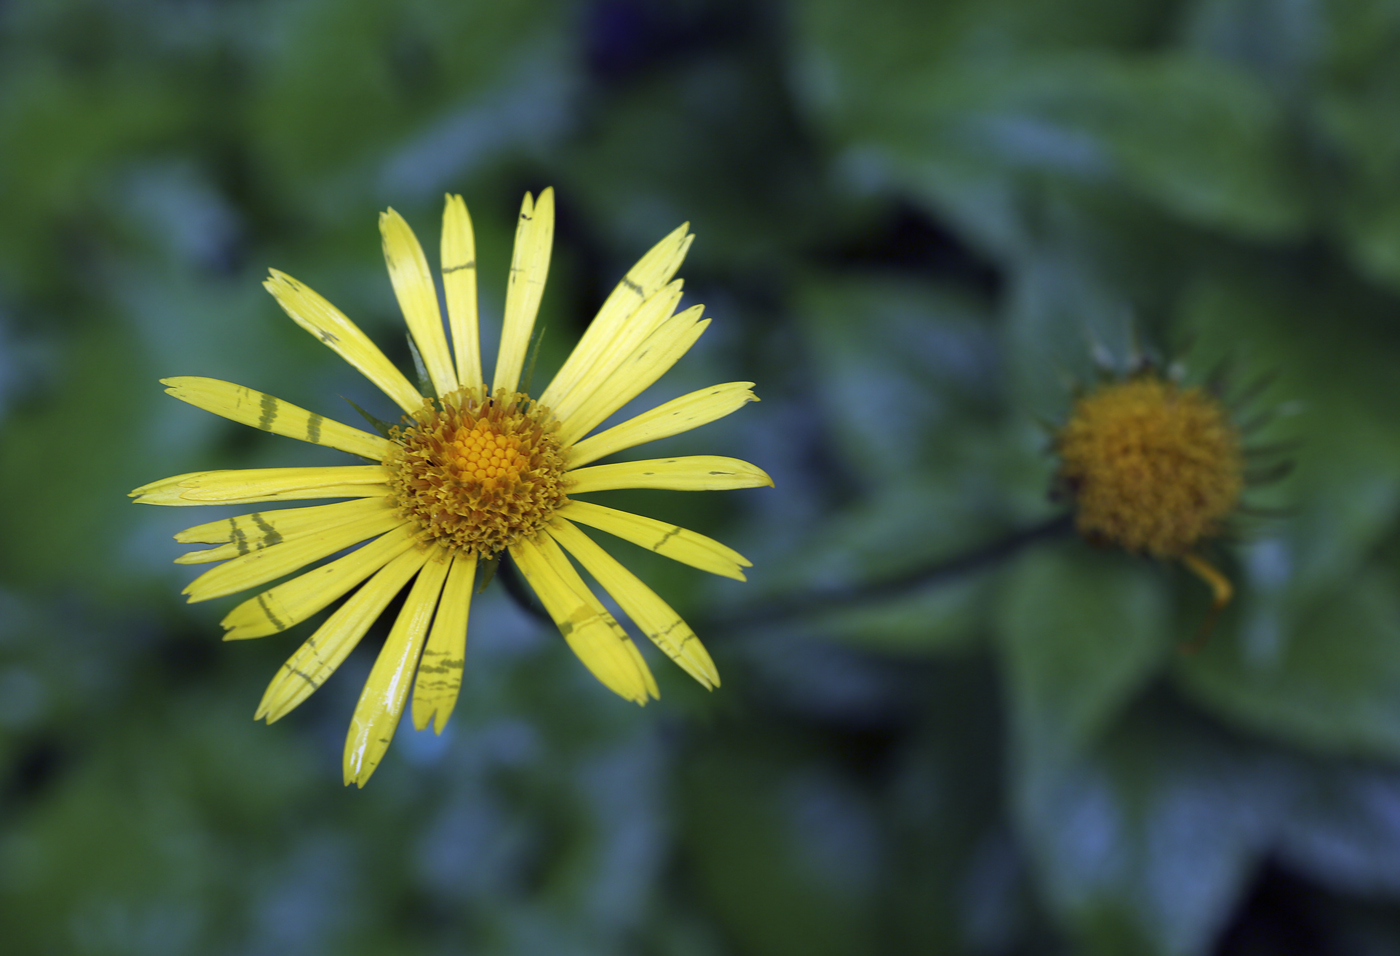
[997,543,1170,762]
[1278,759,1400,895]
[679,733,879,956]
[1014,695,1284,956]
[1178,569,1400,762]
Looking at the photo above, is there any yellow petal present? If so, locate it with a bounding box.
[255,544,430,724]
[549,519,718,689]
[567,382,758,468]
[132,466,390,506]
[177,499,366,544]
[264,269,423,414]
[531,532,660,702]
[544,281,684,423]
[556,309,708,447]
[557,499,750,580]
[381,208,458,397]
[162,377,390,460]
[221,524,418,640]
[344,545,451,787]
[540,223,692,411]
[567,456,773,494]
[441,194,483,389]
[509,534,656,704]
[175,497,395,564]
[130,471,213,505]
[412,550,476,733]
[493,188,554,394]
[183,507,403,603]
[543,549,661,704]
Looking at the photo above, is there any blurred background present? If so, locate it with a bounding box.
[3,0,1400,953]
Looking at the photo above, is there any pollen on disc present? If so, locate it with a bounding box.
[384,386,570,557]
[1055,374,1243,558]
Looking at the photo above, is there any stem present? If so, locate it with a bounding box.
[715,512,1075,630]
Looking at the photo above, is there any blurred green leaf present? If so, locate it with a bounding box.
[0,61,194,295]
[1316,87,1400,294]
[999,234,1147,419]
[247,0,569,202]
[561,50,822,268]
[997,544,1169,762]
[883,660,1041,953]
[1080,55,1305,239]
[794,276,999,479]
[679,733,878,956]
[890,55,1304,247]
[811,574,993,655]
[0,691,325,955]
[795,0,1307,253]
[1014,695,1282,956]
[0,319,149,589]
[1313,0,1400,293]
[1277,759,1400,896]
[794,0,1175,114]
[1181,0,1322,95]
[1178,568,1400,762]
[1177,268,1400,601]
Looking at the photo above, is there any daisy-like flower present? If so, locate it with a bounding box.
[1055,370,1244,563]
[1052,357,1287,639]
[131,189,770,786]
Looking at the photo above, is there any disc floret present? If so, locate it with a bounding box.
[1055,372,1244,558]
[384,387,570,556]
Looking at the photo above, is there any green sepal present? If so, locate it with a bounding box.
[406,334,433,397]
[520,324,546,396]
[341,397,397,440]
[475,554,500,595]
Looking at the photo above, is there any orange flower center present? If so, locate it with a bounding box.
[384,387,570,556]
[451,420,530,490]
[1055,374,1243,557]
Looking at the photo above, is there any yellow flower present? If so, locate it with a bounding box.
[1053,365,1255,639]
[131,190,770,786]
[1055,372,1244,560]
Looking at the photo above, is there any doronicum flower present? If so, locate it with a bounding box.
[131,189,770,786]
[1055,371,1244,559]
[1052,361,1272,638]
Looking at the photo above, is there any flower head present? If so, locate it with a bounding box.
[132,190,770,786]
[1054,372,1244,559]
[1051,357,1285,642]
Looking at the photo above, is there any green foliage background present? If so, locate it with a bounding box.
[2,0,1400,953]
